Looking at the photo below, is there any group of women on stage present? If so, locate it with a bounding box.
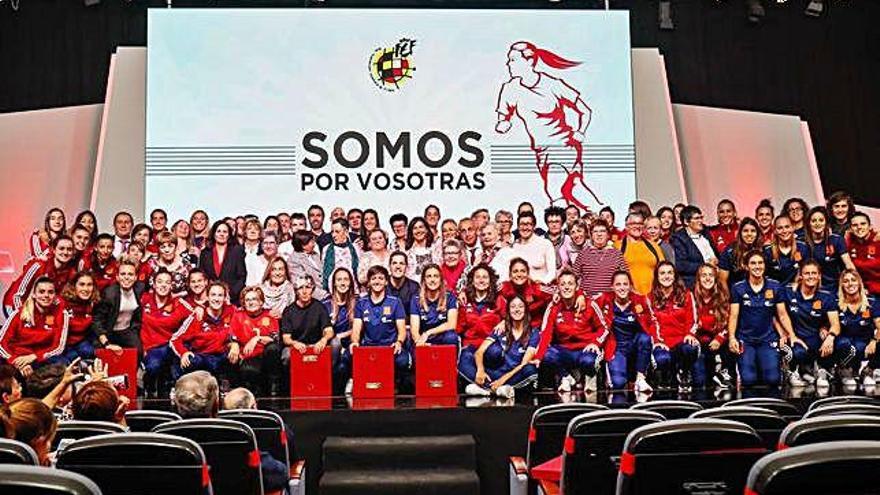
[1,191,879,397]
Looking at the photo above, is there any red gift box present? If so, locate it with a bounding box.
[352,346,394,398]
[414,345,458,397]
[95,347,138,406]
[289,347,332,398]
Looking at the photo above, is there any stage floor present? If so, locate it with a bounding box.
[137,386,879,495]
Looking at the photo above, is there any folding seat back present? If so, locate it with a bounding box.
[53,421,127,450]
[154,418,263,495]
[219,409,291,466]
[0,465,102,495]
[746,441,880,495]
[124,410,182,432]
[777,415,880,449]
[56,432,210,495]
[803,403,880,419]
[723,398,801,421]
[0,437,39,465]
[630,400,702,419]
[691,406,787,449]
[526,403,608,467]
[560,410,664,495]
[617,419,766,495]
[807,395,878,412]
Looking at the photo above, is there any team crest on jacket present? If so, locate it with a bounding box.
[812,300,822,310]
[869,246,877,257]
[369,38,416,92]
[262,317,271,327]
[634,304,643,314]
[863,309,872,319]
[764,289,774,299]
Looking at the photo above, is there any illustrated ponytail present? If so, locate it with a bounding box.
[510,41,581,70]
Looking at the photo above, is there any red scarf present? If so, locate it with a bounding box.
[440,260,466,290]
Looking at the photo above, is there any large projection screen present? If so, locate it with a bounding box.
[146,9,635,221]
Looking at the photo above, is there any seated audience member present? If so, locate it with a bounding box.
[169,281,239,381]
[341,266,410,391]
[0,364,23,406]
[672,205,718,288]
[411,264,459,347]
[573,219,628,297]
[0,398,58,466]
[3,236,77,318]
[459,294,539,398]
[173,372,287,493]
[199,221,247,305]
[232,287,282,396]
[61,271,100,363]
[536,270,608,393]
[26,358,108,419]
[94,259,145,353]
[72,380,129,427]
[0,277,69,375]
[280,275,336,371]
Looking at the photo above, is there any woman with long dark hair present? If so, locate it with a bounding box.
[459,294,539,398]
[72,210,98,245]
[79,233,118,293]
[496,257,552,330]
[199,220,247,305]
[782,197,809,241]
[29,208,66,259]
[457,263,502,353]
[3,236,77,318]
[648,261,698,391]
[805,206,855,292]
[410,264,459,346]
[718,217,763,289]
[692,264,733,389]
[754,199,775,245]
[404,216,441,280]
[60,271,100,363]
[781,261,840,388]
[324,267,357,350]
[261,257,294,319]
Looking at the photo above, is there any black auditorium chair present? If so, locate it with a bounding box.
[560,410,664,495]
[53,421,127,450]
[616,419,767,495]
[0,437,39,465]
[690,406,787,450]
[722,398,801,421]
[509,403,607,495]
[56,432,210,495]
[0,465,102,495]
[745,441,880,495]
[802,403,880,419]
[124,410,182,432]
[807,395,878,412]
[219,409,306,495]
[630,400,702,420]
[154,418,263,495]
[777,415,880,448]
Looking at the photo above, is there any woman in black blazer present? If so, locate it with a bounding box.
[94,259,147,353]
[199,220,247,304]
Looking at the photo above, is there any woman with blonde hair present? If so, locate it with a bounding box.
[261,257,295,319]
[0,277,69,378]
[0,398,58,466]
[835,269,880,387]
[410,264,459,347]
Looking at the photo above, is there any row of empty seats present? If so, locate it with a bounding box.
[510,395,880,495]
[0,409,305,495]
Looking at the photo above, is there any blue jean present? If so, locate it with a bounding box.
[457,344,538,390]
[607,332,653,390]
[738,340,780,387]
[837,335,880,371]
[143,345,175,381]
[662,342,699,373]
[62,338,96,364]
[788,335,842,370]
[542,345,601,377]
[425,330,460,346]
[172,352,227,380]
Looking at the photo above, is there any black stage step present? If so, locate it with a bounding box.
[319,434,480,495]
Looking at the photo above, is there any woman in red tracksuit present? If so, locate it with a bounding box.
[3,236,77,319]
[140,269,196,398]
[847,212,880,297]
[231,286,282,395]
[648,261,699,392]
[457,263,502,352]
[536,269,608,393]
[170,281,239,381]
[692,264,733,389]
[61,271,99,363]
[78,234,118,293]
[0,277,69,377]
[29,208,66,259]
[594,271,662,393]
[496,258,553,329]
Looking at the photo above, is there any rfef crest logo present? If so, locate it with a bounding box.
[369,38,417,92]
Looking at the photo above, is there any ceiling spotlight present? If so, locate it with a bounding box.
[805,0,825,17]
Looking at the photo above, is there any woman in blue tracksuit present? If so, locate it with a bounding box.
[763,215,811,286]
[805,206,855,293]
[410,264,459,347]
[718,218,763,290]
[781,261,841,388]
[836,269,880,387]
[728,250,798,388]
[458,294,539,398]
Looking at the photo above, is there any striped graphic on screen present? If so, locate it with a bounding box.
[145,146,296,176]
[490,144,635,174]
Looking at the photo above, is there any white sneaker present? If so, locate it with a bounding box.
[495,384,515,399]
[873,368,880,382]
[465,383,491,396]
[865,375,877,388]
[558,374,575,393]
[841,368,857,387]
[634,375,653,393]
[344,378,353,395]
[583,374,598,392]
[801,370,816,384]
[816,368,832,388]
[789,370,806,387]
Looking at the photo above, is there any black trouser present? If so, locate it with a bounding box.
[240,342,282,393]
[105,328,143,359]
